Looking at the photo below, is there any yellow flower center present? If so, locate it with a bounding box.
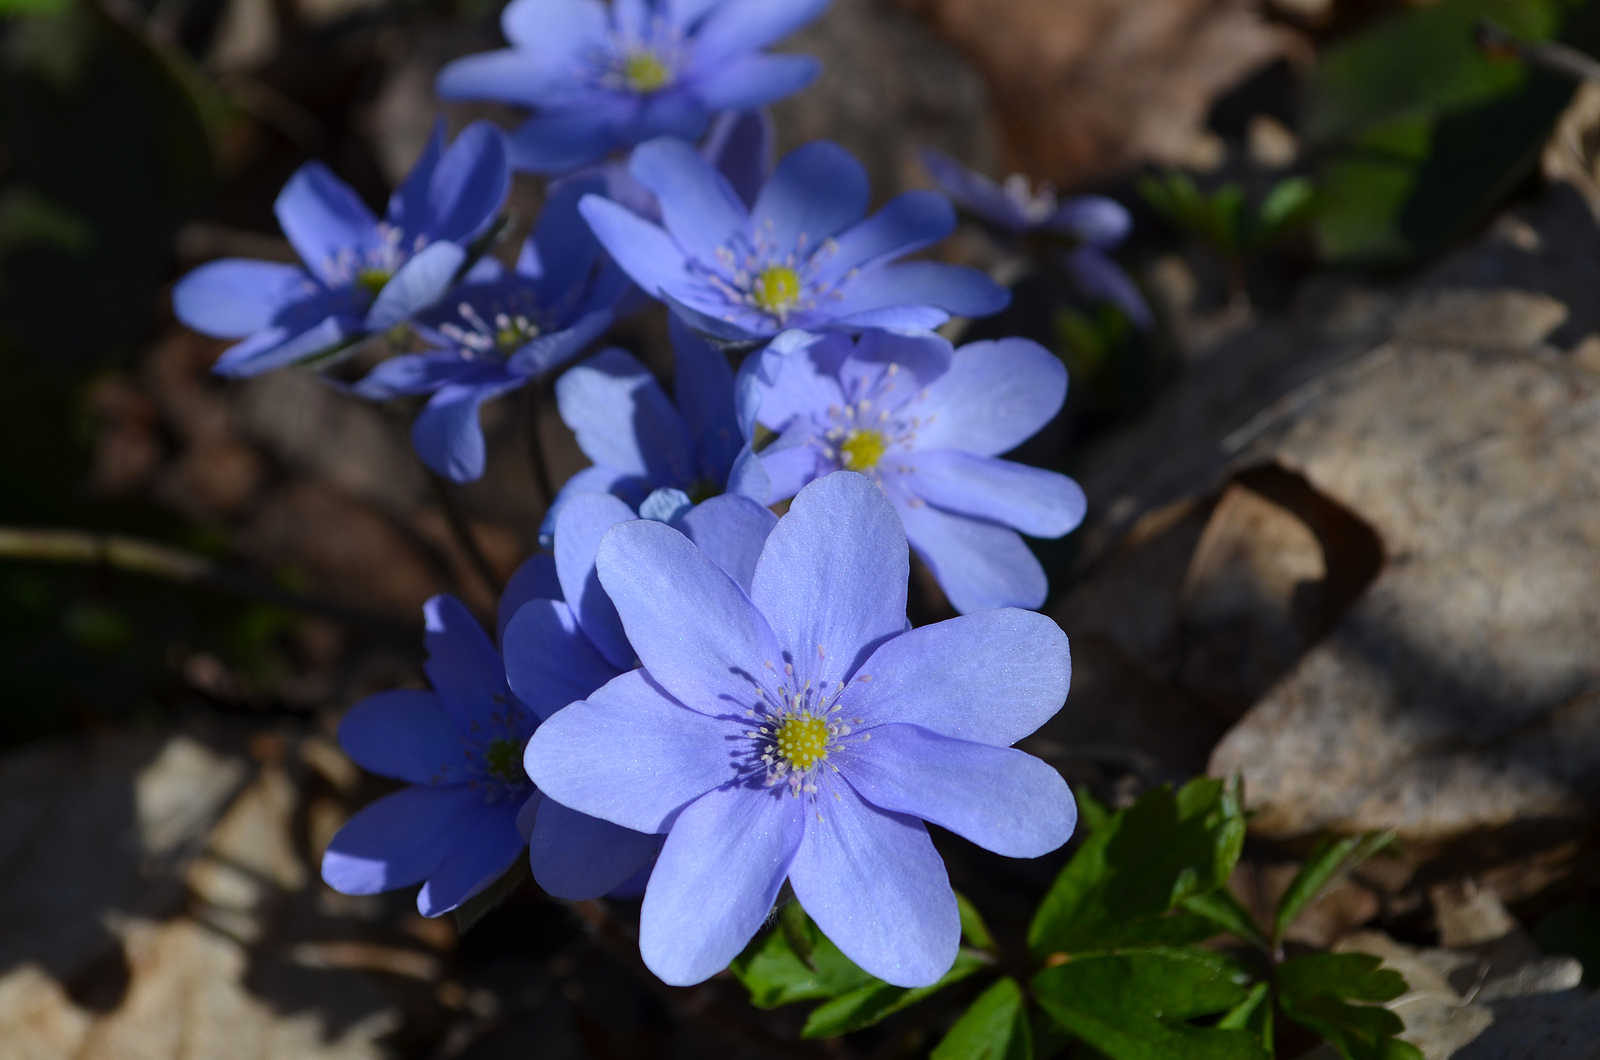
[624,51,673,93]
[839,429,887,470]
[357,268,391,296]
[775,714,830,771]
[752,265,802,316]
[483,737,522,783]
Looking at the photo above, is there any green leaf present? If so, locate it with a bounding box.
[730,902,875,1008]
[1274,832,1394,944]
[1029,779,1244,957]
[932,977,1033,1060]
[801,948,992,1039]
[453,857,528,935]
[1032,949,1268,1060]
[1216,981,1271,1035]
[1182,889,1270,952]
[1076,785,1111,833]
[1278,953,1419,1060]
[957,891,999,954]
[1254,177,1317,243]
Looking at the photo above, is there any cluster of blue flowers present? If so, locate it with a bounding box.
[171,0,1152,989]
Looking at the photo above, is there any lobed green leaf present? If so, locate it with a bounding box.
[800,948,992,1039]
[1278,953,1419,1060]
[931,977,1033,1060]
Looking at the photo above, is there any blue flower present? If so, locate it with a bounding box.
[174,121,510,378]
[541,316,770,543]
[919,146,1150,328]
[501,487,777,898]
[436,0,826,174]
[580,137,1010,344]
[743,328,1086,613]
[523,471,1075,987]
[350,175,626,482]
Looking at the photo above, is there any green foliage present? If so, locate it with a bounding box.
[932,977,1033,1060]
[1028,777,1245,957]
[1273,833,1395,947]
[1277,954,1421,1060]
[800,948,990,1039]
[1306,0,1598,264]
[1032,949,1268,1060]
[1138,173,1315,259]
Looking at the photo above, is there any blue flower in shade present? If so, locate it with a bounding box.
[742,328,1086,614]
[174,122,510,378]
[350,175,626,482]
[919,146,1151,329]
[588,108,773,225]
[541,316,770,543]
[523,471,1076,987]
[500,487,777,898]
[579,137,1011,344]
[436,0,826,175]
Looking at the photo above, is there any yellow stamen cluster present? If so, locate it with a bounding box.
[775,714,830,771]
[357,268,392,296]
[624,51,673,93]
[752,265,802,315]
[483,737,522,783]
[839,428,887,471]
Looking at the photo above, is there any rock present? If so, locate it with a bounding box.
[900,0,1306,186]
[1210,338,1600,841]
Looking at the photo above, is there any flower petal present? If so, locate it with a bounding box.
[498,553,561,644]
[749,471,907,689]
[211,313,356,378]
[629,137,747,270]
[553,491,639,670]
[845,608,1068,746]
[1060,245,1152,329]
[501,0,608,52]
[337,689,462,785]
[539,465,638,549]
[1043,194,1130,246]
[830,305,949,331]
[640,782,802,985]
[527,173,605,305]
[410,367,524,483]
[701,109,772,209]
[435,48,573,108]
[810,191,955,284]
[555,347,697,485]
[578,194,700,302]
[758,441,825,502]
[690,0,829,68]
[274,161,380,284]
[900,502,1048,613]
[909,337,1067,456]
[597,518,782,712]
[672,493,778,594]
[352,350,470,400]
[424,594,512,732]
[321,785,479,895]
[788,778,958,988]
[407,120,510,245]
[505,309,613,377]
[523,668,744,832]
[900,451,1086,538]
[751,140,868,260]
[669,316,741,482]
[365,241,467,330]
[841,723,1074,857]
[417,801,525,915]
[508,100,636,173]
[502,598,623,721]
[171,259,313,338]
[917,146,1027,231]
[694,52,821,111]
[530,798,663,900]
[830,261,1009,320]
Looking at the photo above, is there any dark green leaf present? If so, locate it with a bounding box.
[1216,981,1271,1037]
[1032,949,1268,1060]
[1274,833,1394,944]
[1029,780,1244,957]
[931,977,1033,1060]
[800,948,992,1039]
[453,857,528,935]
[1255,177,1317,242]
[1182,889,1270,952]
[957,891,998,954]
[730,903,875,1008]
[1278,953,1419,1060]
[1076,785,1111,833]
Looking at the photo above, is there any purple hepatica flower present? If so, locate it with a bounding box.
[351,176,625,483]
[542,316,770,543]
[919,146,1151,329]
[580,137,1010,345]
[436,0,825,175]
[744,328,1086,614]
[501,487,777,897]
[524,471,1075,987]
[175,121,510,378]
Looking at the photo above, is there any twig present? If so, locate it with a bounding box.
[523,380,555,507]
[1476,19,1600,83]
[425,471,504,597]
[0,526,418,635]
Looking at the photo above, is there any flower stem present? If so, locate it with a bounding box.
[0,525,417,635]
[425,471,504,597]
